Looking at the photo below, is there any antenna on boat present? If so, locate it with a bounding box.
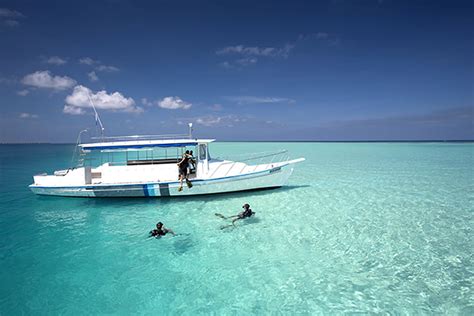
[87,93,105,138]
[188,123,193,139]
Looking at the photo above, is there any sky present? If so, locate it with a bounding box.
[0,0,472,142]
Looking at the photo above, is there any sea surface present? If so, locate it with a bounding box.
[0,142,472,314]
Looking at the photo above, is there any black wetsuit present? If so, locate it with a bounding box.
[179,155,189,176]
[150,228,167,237]
[240,208,253,218]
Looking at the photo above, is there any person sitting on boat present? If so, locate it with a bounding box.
[216,203,255,229]
[177,151,192,191]
[149,222,175,238]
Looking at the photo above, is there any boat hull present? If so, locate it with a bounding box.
[29,165,294,198]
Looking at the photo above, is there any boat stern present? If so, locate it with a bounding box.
[29,167,92,195]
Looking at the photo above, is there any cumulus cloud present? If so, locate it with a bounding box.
[225,96,295,105]
[21,70,76,90]
[63,85,142,115]
[63,105,86,115]
[46,56,67,65]
[88,71,99,82]
[158,96,192,110]
[19,112,38,119]
[17,89,29,96]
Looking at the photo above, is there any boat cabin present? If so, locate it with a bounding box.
[75,138,214,184]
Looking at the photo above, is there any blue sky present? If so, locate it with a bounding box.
[0,0,472,142]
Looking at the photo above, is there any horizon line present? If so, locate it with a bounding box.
[1,139,473,145]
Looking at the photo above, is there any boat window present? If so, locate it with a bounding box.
[79,145,200,167]
[199,144,207,160]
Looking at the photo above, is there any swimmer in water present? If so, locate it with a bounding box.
[149,222,176,238]
[216,203,255,229]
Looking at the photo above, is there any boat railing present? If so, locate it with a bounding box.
[210,150,290,177]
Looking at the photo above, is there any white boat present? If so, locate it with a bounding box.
[29,131,304,197]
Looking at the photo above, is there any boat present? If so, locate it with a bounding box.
[29,128,304,197]
[29,100,304,197]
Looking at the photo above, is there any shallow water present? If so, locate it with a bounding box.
[0,142,472,314]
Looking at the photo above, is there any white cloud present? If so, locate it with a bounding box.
[63,105,86,115]
[79,57,99,65]
[141,98,154,106]
[217,33,337,69]
[0,8,25,27]
[95,65,119,72]
[63,85,142,115]
[216,43,294,68]
[46,56,67,65]
[21,70,76,90]
[17,89,29,96]
[4,19,19,27]
[219,57,258,69]
[79,57,119,72]
[225,96,295,105]
[88,71,99,82]
[0,8,24,18]
[158,96,192,110]
[19,112,38,119]
[235,57,258,66]
[179,114,250,127]
[217,43,294,58]
[196,116,222,126]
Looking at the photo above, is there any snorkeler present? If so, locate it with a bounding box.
[216,203,255,229]
[149,222,176,238]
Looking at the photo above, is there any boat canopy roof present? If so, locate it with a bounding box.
[79,138,215,151]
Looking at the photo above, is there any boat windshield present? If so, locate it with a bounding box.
[79,145,197,168]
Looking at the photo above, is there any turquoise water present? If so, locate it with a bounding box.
[0,142,472,314]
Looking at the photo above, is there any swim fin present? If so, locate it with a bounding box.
[186,180,193,188]
[215,213,227,219]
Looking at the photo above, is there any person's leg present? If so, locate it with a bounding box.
[185,170,192,188]
[178,174,183,191]
[232,218,240,226]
